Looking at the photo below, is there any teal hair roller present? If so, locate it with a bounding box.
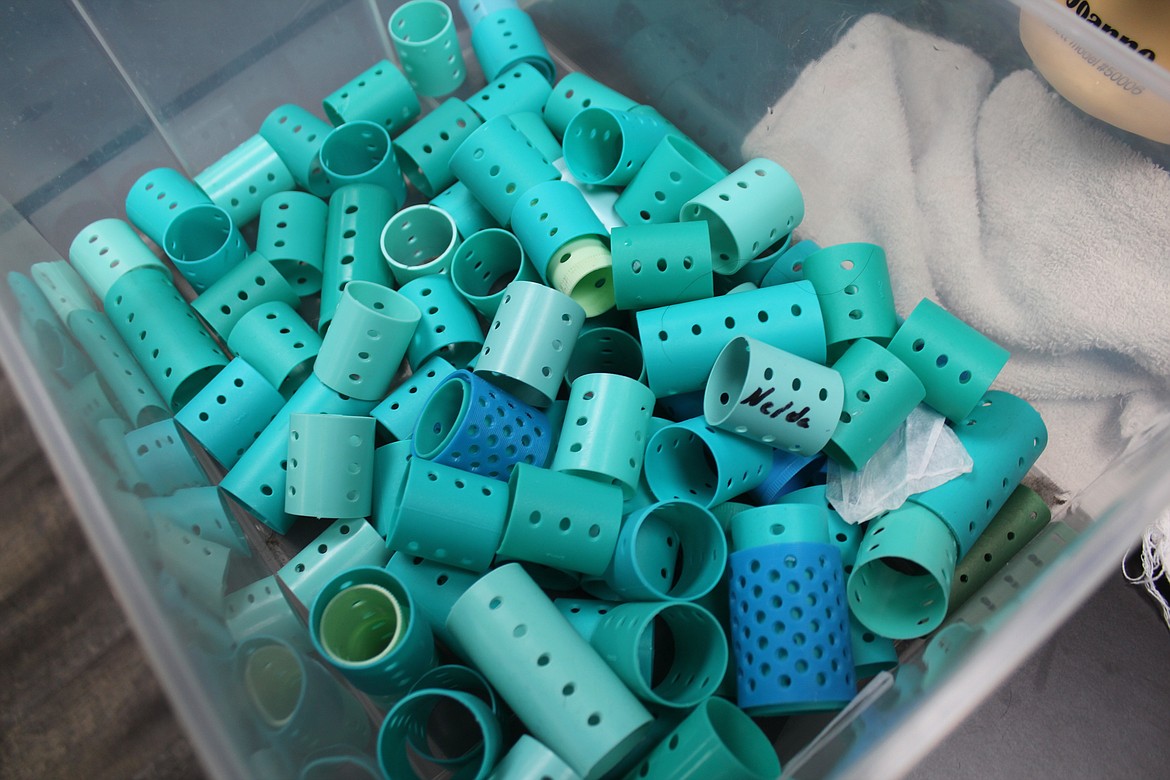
[162,202,248,293]
[393,98,482,198]
[381,204,463,285]
[68,218,167,301]
[320,184,398,333]
[886,298,1010,423]
[322,59,420,134]
[446,563,654,780]
[318,120,408,208]
[191,251,300,342]
[563,326,646,385]
[470,7,555,83]
[285,413,376,520]
[542,72,638,139]
[255,191,328,299]
[704,335,845,456]
[496,462,624,575]
[449,228,539,318]
[370,356,457,442]
[681,158,804,275]
[175,357,285,470]
[610,221,714,311]
[279,519,390,609]
[399,275,484,369]
[314,280,421,401]
[227,301,321,398]
[124,166,211,247]
[467,63,554,122]
[194,134,295,227]
[802,242,898,359]
[388,0,467,98]
[384,552,479,652]
[104,269,229,412]
[643,417,773,508]
[550,373,655,498]
[615,134,726,227]
[259,104,331,195]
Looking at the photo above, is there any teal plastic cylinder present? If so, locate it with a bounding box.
[602,499,727,602]
[910,390,1048,556]
[851,620,899,679]
[489,735,579,780]
[729,503,830,552]
[762,239,821,287]
[589,600,727,709]
[431,181,499,239]
[563,326,645,385]
[384,553,479,651]
[319,120,408,208]
[371,356,457,441]
[636,281,825,398]
[388,0,466,97]
[162,203,248,292]
[886,298,1011,423]
[399,275,484,369]
[194,134,295,227]
[381,204,463,285]
[474,280,586,408]
[681,158,805,274]
[553,599,620,645]
[471,7,555,82]
[378,688,501,780]
[543,72,638,138]
[372,441,414,538]
[550,373,655,498]
[620,696,781,780]
[497,462,624,575]
[509,179,608,283]
[286,413,376,519]
[320,184,398,332]
[220,373,376,533]
[563,107,676,187]
[847,503,959,640]
[191,251,300,341]
[29,259,96,324]
[309,565,436,697]
[446,563,654,780]
[175,357,285,470]
[68,218,167,300]
[643,417,773,508]
[777,485,862,574]
[258,104,332,195]
[123,417,209,496]
[255,191,328,299]
[393,98,483,198]
[280,519,392,610]
[802,243,898,358]
[66,309,168,427]
[449,114,560,226]
[615,134,726,226]
[610,221,714,310]
[124,167,211,247]
[314,281,421,401]
[512,111,562,162]
[228,301,321,397]
[449,228,539,318]
[104,269,228,412]
[385,458,510,572]
[467,63,554,121]
[704,335,845,455]
[825,339,925,471]
[322,59,420,133]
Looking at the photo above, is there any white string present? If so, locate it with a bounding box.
[1122,509,1170,631]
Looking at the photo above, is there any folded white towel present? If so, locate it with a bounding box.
[743,13,1170,495]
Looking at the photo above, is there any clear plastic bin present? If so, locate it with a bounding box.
[2,1,1169,778]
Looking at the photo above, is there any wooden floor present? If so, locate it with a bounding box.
[0,369,201,780]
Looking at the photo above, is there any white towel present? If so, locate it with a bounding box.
[742,13,1170,496]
